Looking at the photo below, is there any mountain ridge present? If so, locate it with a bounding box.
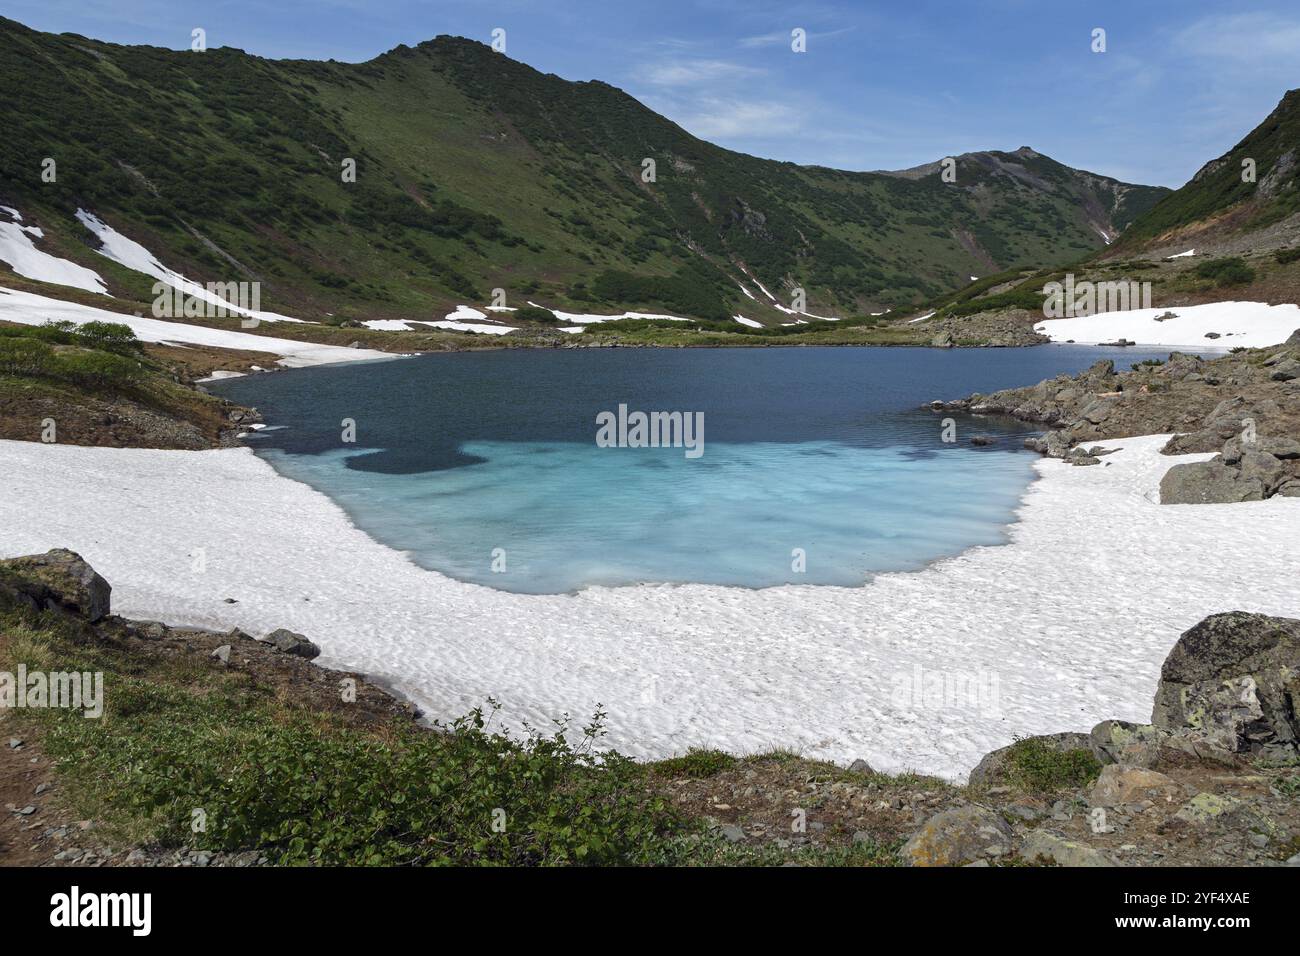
[0,18,1168,325]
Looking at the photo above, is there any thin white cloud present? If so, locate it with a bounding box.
[738,26,852,48]
[1173,12,1300,62]
[641,58,764,87]
[648,94,803,139]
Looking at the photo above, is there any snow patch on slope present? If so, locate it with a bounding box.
[0,207,108,294]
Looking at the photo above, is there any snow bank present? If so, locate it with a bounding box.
[527,301,690,325]
[1035,301,1300,350]
[733,315,763,328]
[76,210,307,324]
[0,207,108,294]
[2,434,1296,780]
[0,287,392,369]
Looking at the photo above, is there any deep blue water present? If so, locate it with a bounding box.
[210,345,1177,593]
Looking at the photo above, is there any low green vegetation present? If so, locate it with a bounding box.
[0,320,145,389]
[1275,247,1300,265]
[512,305,558,325]
[998,737,1103,794]
[0,591,928,867]
[649,748,737,778]
[1193,257,1256,287]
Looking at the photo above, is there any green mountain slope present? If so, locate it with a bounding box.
[1111,89,1300,255]
[0,18,1167,325]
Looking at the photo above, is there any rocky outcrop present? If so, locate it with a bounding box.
[0,549,111,621]
[928,333,1300,503]
[1151,612,1300,762]
[1160,433,1300,503]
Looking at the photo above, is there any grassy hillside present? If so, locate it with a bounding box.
[0,17,1166,325]
[1111,89,1300,254]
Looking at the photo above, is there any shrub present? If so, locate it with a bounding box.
[1194,257,1256,287]
[650,748,737,778]
[514,305,558,325]
[0,337,55,376]
[999,737,1102,793]
[75,321,142,355]
[1276,247,1300,265]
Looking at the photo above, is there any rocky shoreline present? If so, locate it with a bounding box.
[929,329,1300,502]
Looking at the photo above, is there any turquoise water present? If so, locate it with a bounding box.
[210,345,1176,593]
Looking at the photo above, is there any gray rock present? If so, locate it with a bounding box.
[1152,612,1300,758]
[717,824,745,843]
[1019,830,1115,867]
[1089,720,1163,766]
[847,758,875,774]
[931,331,955,348]
[261,628,321,660]
[1269,359,1299,381]
[1159,460,1264,504]
[0,549,111,621]
[900,805,1014,866]
[1087,765,1178,807]
[211,644,232,664]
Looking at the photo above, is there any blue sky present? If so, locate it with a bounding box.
[7,0,1300,187]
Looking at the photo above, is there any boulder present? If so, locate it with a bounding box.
[1269,359,1299,382]
[931,331,956,348]
[1024,430,1076,459]
[1174,792,1245,826]
[900,805,1013,866]
[1019,830,1115,867]
[1089,719,1162,766]
[1151,612,1300,758]
[262,628,321,660]
[1086,765,1178,807]
[0,549,111,621]
[1159,460,1264,504]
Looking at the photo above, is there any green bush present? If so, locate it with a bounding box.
[1194,257,1256,287]
[514,305,558,325]
[0,336,55,376]
[1275,247,1300,265]
[75,321,142,355]
[999,737,1102,793]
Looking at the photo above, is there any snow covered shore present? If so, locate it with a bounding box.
[1035,300,1300,350]
[2,435,1297,780]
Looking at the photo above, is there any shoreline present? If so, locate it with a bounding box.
[3,431,1298,781]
